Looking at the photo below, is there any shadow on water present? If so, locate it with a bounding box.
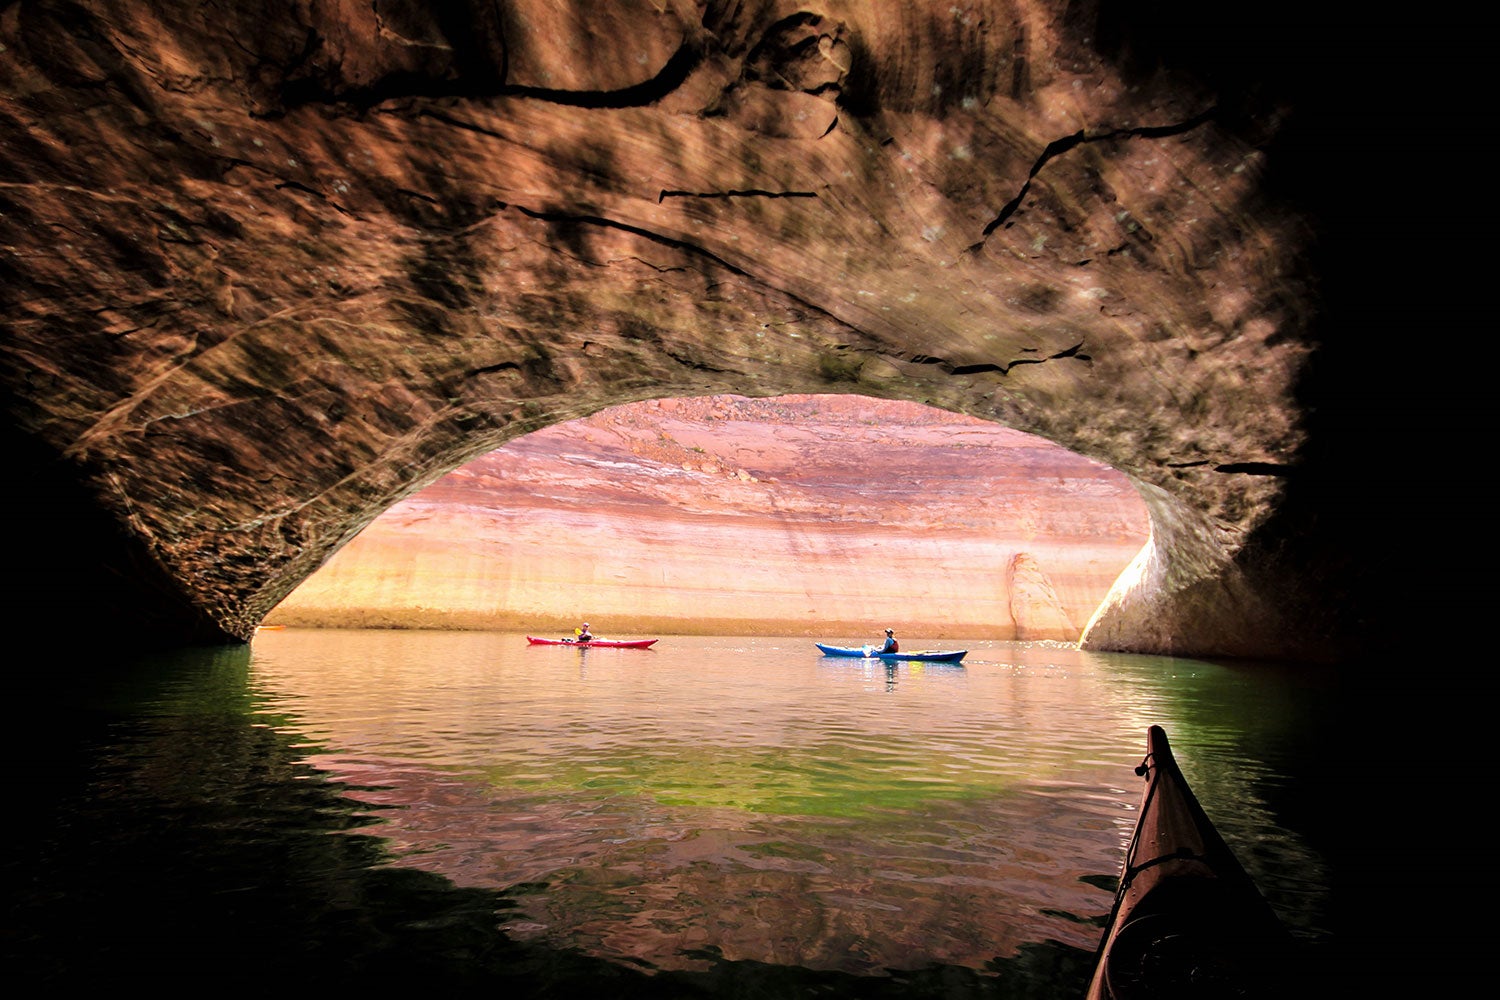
[2,644,1095,996]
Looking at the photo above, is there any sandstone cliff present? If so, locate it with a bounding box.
[3,0,1453,664]
[267,395,1147,640]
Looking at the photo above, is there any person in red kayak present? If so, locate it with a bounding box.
[878,628,898,653]
[574,622,595,642]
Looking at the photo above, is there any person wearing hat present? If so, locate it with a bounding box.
[877,628,898,653]
[574,622,595,642]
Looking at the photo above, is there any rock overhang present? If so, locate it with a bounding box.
[0,1,1402,663]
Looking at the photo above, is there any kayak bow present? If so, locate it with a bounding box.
[1086,725,1296,999]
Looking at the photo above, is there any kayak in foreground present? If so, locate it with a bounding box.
[814,642,966,664]
[526,636,658,649]
[1086,724,1297,1000]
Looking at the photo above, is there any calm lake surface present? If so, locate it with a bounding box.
[7,629,1348,995]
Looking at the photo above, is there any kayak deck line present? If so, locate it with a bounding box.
[1085,725,1298,1000]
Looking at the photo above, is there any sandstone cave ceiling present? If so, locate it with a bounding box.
[2,1,1464,664]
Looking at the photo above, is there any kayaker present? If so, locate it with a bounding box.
[878,628,898,653]
[575,622,594,642]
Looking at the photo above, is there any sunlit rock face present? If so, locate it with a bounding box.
[266,395,1148,640]
[0,1,1411,662]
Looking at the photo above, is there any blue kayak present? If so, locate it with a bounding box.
[815,643,966,664]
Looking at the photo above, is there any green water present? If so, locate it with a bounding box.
[5,629,1345,995]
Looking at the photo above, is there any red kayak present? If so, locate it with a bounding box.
[526,636,658,649]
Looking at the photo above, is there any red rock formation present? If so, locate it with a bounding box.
[2,1,1459,664]
[267,395,1147,639]
[1007,552,1078,641]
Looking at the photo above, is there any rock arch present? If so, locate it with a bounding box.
[1,1,1395,662]
[263,393,1154,640]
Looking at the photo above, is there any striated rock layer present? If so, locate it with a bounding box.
[0,1,1457,664]
[266,395,1148,640]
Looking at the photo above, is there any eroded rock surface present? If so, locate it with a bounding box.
[267,394,1148,639]
[1,1,1430,662]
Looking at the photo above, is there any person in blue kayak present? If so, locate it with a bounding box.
[574,622,595,642]
[878,628,898,653]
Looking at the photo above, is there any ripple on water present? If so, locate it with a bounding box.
[248,630,1336,974]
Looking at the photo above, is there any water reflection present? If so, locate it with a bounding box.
[4,631,1338,995]
[248,633,1332,970]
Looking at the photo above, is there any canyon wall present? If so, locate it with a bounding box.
[268,395,1148,640]
[3,1,1459,663]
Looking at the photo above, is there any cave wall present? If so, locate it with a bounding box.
[0,0,1434,662]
